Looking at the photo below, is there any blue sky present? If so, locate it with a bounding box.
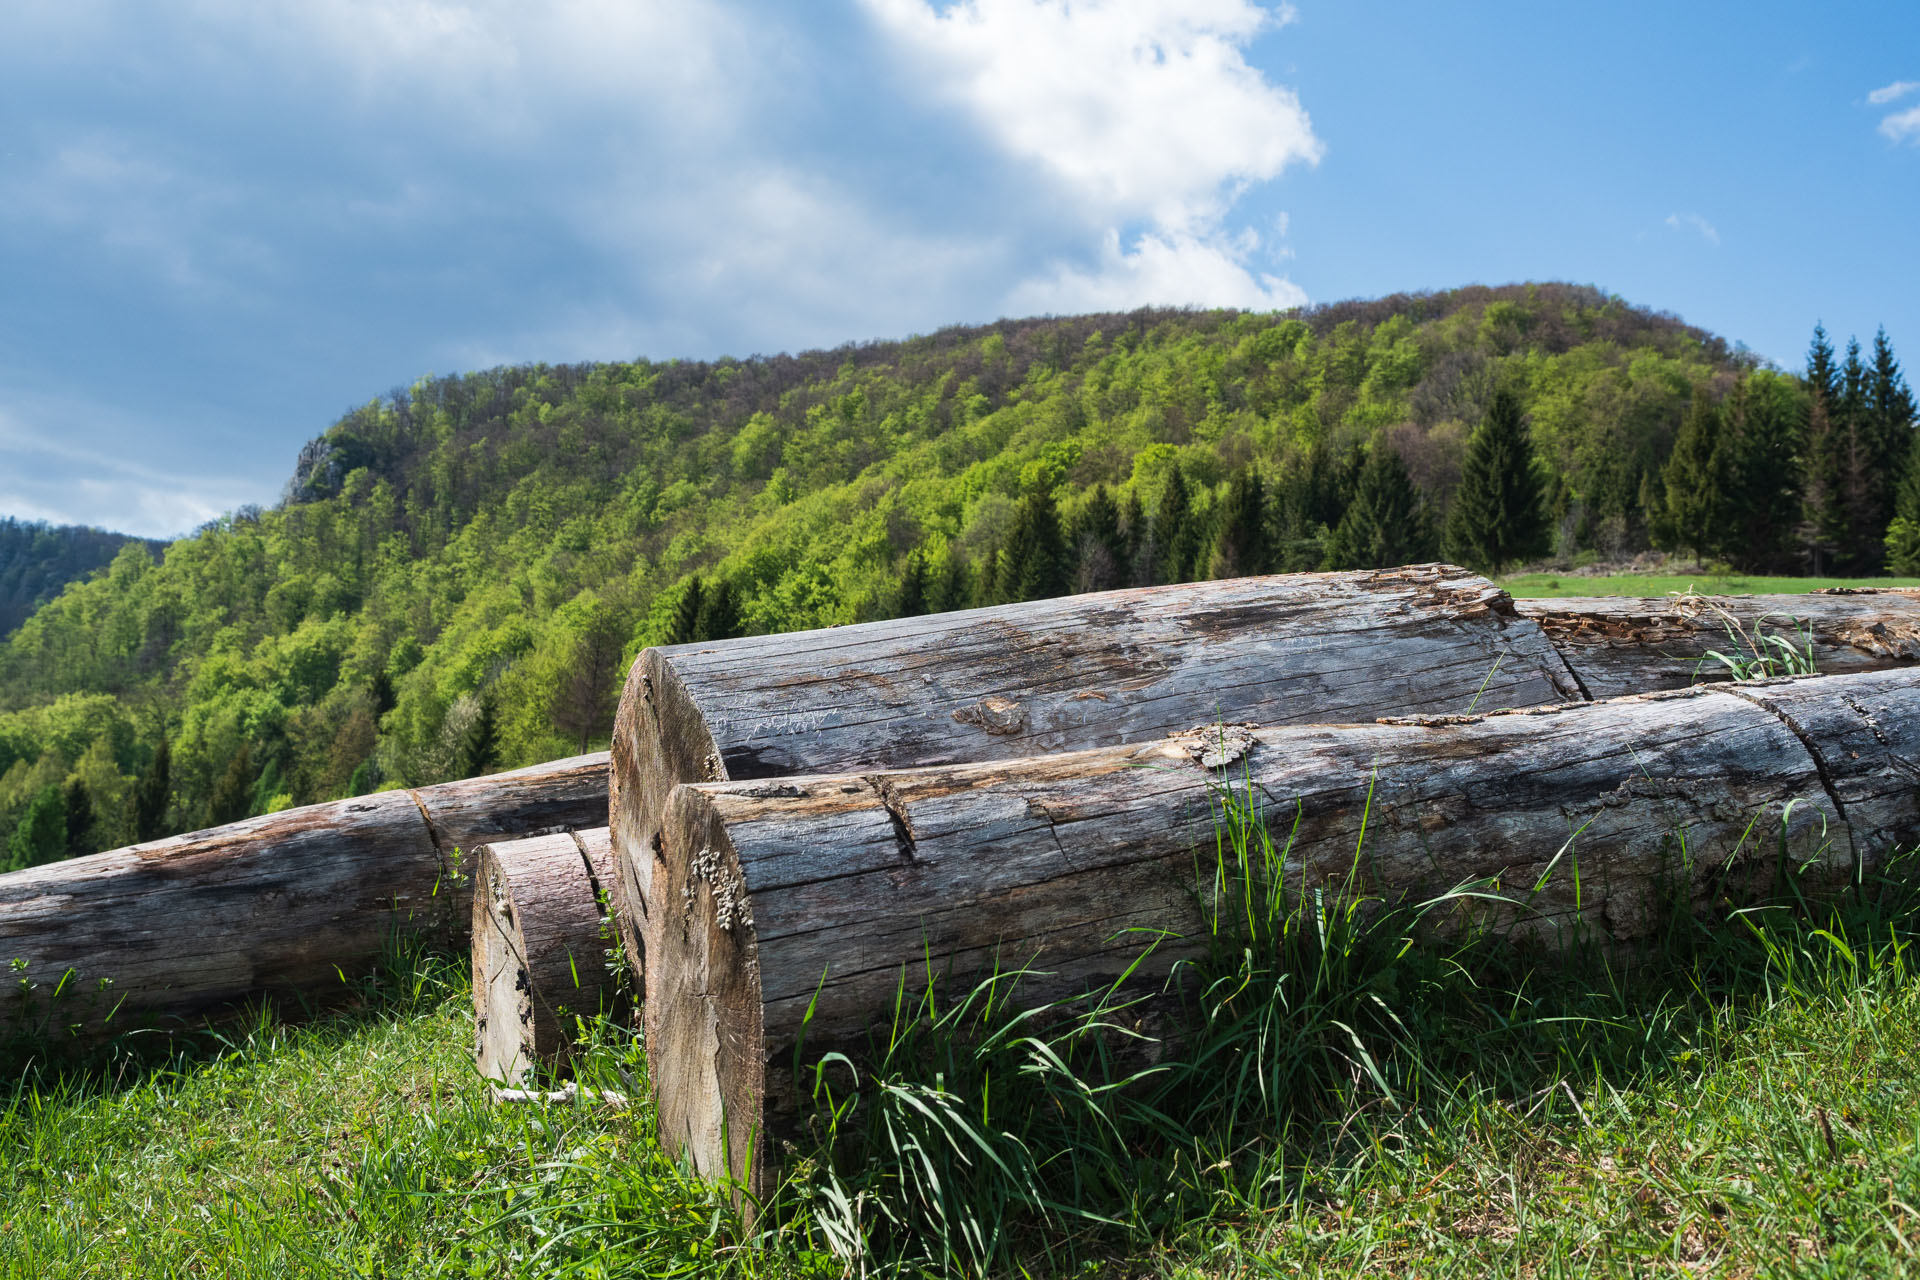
[2,0,1916,537]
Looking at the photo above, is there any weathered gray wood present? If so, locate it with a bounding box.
[611,564,1586,998]
[1728,667,1920,868]
[473,828,624,1085]
[1515,591,1920,699]
[652,673,1920,1195]
[0,752,610,1044]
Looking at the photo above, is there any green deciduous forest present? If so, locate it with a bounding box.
[1,283,1913,867]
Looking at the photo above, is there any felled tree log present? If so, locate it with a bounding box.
[473,827,625,1085]
[610,564,1586,994]
[652,672,1920,1194]
[0,752,609,1044]
[1515,590,1920,699]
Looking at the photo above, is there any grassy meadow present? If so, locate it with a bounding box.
[9,576,1920,1277]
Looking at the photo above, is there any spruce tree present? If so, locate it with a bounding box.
[1800,327,1849,574]
[896,550,929,617]
[1870,327,1917,493]
[1119,490,1149,586]
[1151,465,1196,585]
[1070,484,1126,593]
[667,576,705,645]
[1444,388,1551,572]
[694,577,741,641]
[457,691,498,778]
[1659,393,1727,563]
[1325,442,1437,570]
[1837,335,1887,571]
[972,540,1003,608]
[208,742,256,827]
[62,777,94,858]
[6,785,65,872]
[133,735,171,843]
[1721,373,1803,573]
[1001,487,1069,602]
[1207,466,1268,579]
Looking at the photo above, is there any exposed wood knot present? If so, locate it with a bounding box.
[953,696,1027,736]
[1170,723,1259,769]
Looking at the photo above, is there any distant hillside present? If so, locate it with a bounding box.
[0,283,1787,861]
[0,519,163,637]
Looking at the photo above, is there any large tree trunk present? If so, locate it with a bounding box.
[1514,590,1920,699]
[0,753,608,1045]
[611,565,1585,997]
[473,827,625,1085]
[652,671,1920,1197]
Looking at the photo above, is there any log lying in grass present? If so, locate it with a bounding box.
[651,671,1920,1194]
[610,564,1586,994]
[473,828,625,1085]
[1515,590,1920,699]
[0,752,609,1045]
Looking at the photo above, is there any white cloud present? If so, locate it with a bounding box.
[1665,211,1720,246]
[862,0,1319,314]
[1882,104,1920,145]
[863,0,1318,229]
[1006,226,1305,314]
[1868,80,1920,106]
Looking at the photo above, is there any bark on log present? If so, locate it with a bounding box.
[611,564,1585,996]
[1515,590,1920,699]
[473,828,625,1085]
[0,752,609,1044]
[652,672,1920,1195]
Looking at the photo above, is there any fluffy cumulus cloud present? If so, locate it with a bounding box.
[861,0,1319,312]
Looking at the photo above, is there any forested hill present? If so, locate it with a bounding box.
[0,519,163,638]
[2,282,1913,868]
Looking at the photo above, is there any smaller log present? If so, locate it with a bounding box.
[473,828,626,1085]
[0,752,610,1045]
[1515,591,1920,699]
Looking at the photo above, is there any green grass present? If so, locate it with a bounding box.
[10,816,1920,1276]
[1501,572,1920,599]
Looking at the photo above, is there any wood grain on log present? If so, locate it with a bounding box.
[473,828,625,1085]
[652,673,1920,1194]
[1515,591,1920,699]
[0,752,609,1043]
[610,564,1585,996]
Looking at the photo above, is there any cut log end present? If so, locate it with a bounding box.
[652,787,765,1192]
[471,829,626,1086]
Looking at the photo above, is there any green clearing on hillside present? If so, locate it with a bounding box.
[1503,571,1920,598]
[10,845,1920,1278]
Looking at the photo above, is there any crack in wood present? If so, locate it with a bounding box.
[863,776,918,862]
[1718,687,1853,833]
